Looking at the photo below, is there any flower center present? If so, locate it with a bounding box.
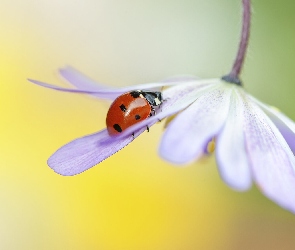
[221,74,243,86]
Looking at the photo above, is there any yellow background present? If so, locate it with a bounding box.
[1,0,295,249]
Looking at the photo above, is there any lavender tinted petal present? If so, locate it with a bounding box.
[48,128,146,176]
[159,84,232,164]
[216,89,251,191]
[243,95,295,213]
[59,66,109,90]
[28,79,117,99]
[251,97,295,154]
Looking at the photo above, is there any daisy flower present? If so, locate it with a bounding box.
[29,0,295,213]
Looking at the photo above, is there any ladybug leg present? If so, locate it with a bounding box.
[146,126,150,132]
[132,132,135,139]
[149,106,156,117]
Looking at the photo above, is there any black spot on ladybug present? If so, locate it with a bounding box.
[119,104,127,112]
[113,124,122,133]
[130,91,141,98]
[135,114,141,120]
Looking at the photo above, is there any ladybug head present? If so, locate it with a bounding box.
[141,91,163,107]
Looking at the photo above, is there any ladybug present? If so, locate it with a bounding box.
[106,90,163,136]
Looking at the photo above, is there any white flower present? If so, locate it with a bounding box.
[29,66,295,213]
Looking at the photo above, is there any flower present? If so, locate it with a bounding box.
[29,66,295,213]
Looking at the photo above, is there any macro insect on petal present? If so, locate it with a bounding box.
[106,90,163,136]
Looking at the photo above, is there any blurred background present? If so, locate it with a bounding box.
[1,0,295,249]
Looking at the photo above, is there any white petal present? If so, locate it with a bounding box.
[159,83,232,164]
[216,88,251,191]
[251,96,295,154]
[160,75,200,83]
[242,93,295,212]
[116,78,219,92]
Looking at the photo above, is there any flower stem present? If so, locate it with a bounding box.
[222,0,251,86]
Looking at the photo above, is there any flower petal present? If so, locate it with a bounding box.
[251,97,295,154]
[59,66,196,98]
[242,94,295,212]
[59,66,108,91]
[48,128,145,176]
[216,89,251,191]
[161,75,200,83]
[30,64,218,101]
[30,67,217,100]
[99,78,215,95]
[27,79,118,100]
[58,66,126,99]
[159,83,232,164]
[28,79,102,94]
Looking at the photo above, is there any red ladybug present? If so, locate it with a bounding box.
[106,90,163,136]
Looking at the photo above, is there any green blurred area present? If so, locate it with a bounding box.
[1,0,295,249]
